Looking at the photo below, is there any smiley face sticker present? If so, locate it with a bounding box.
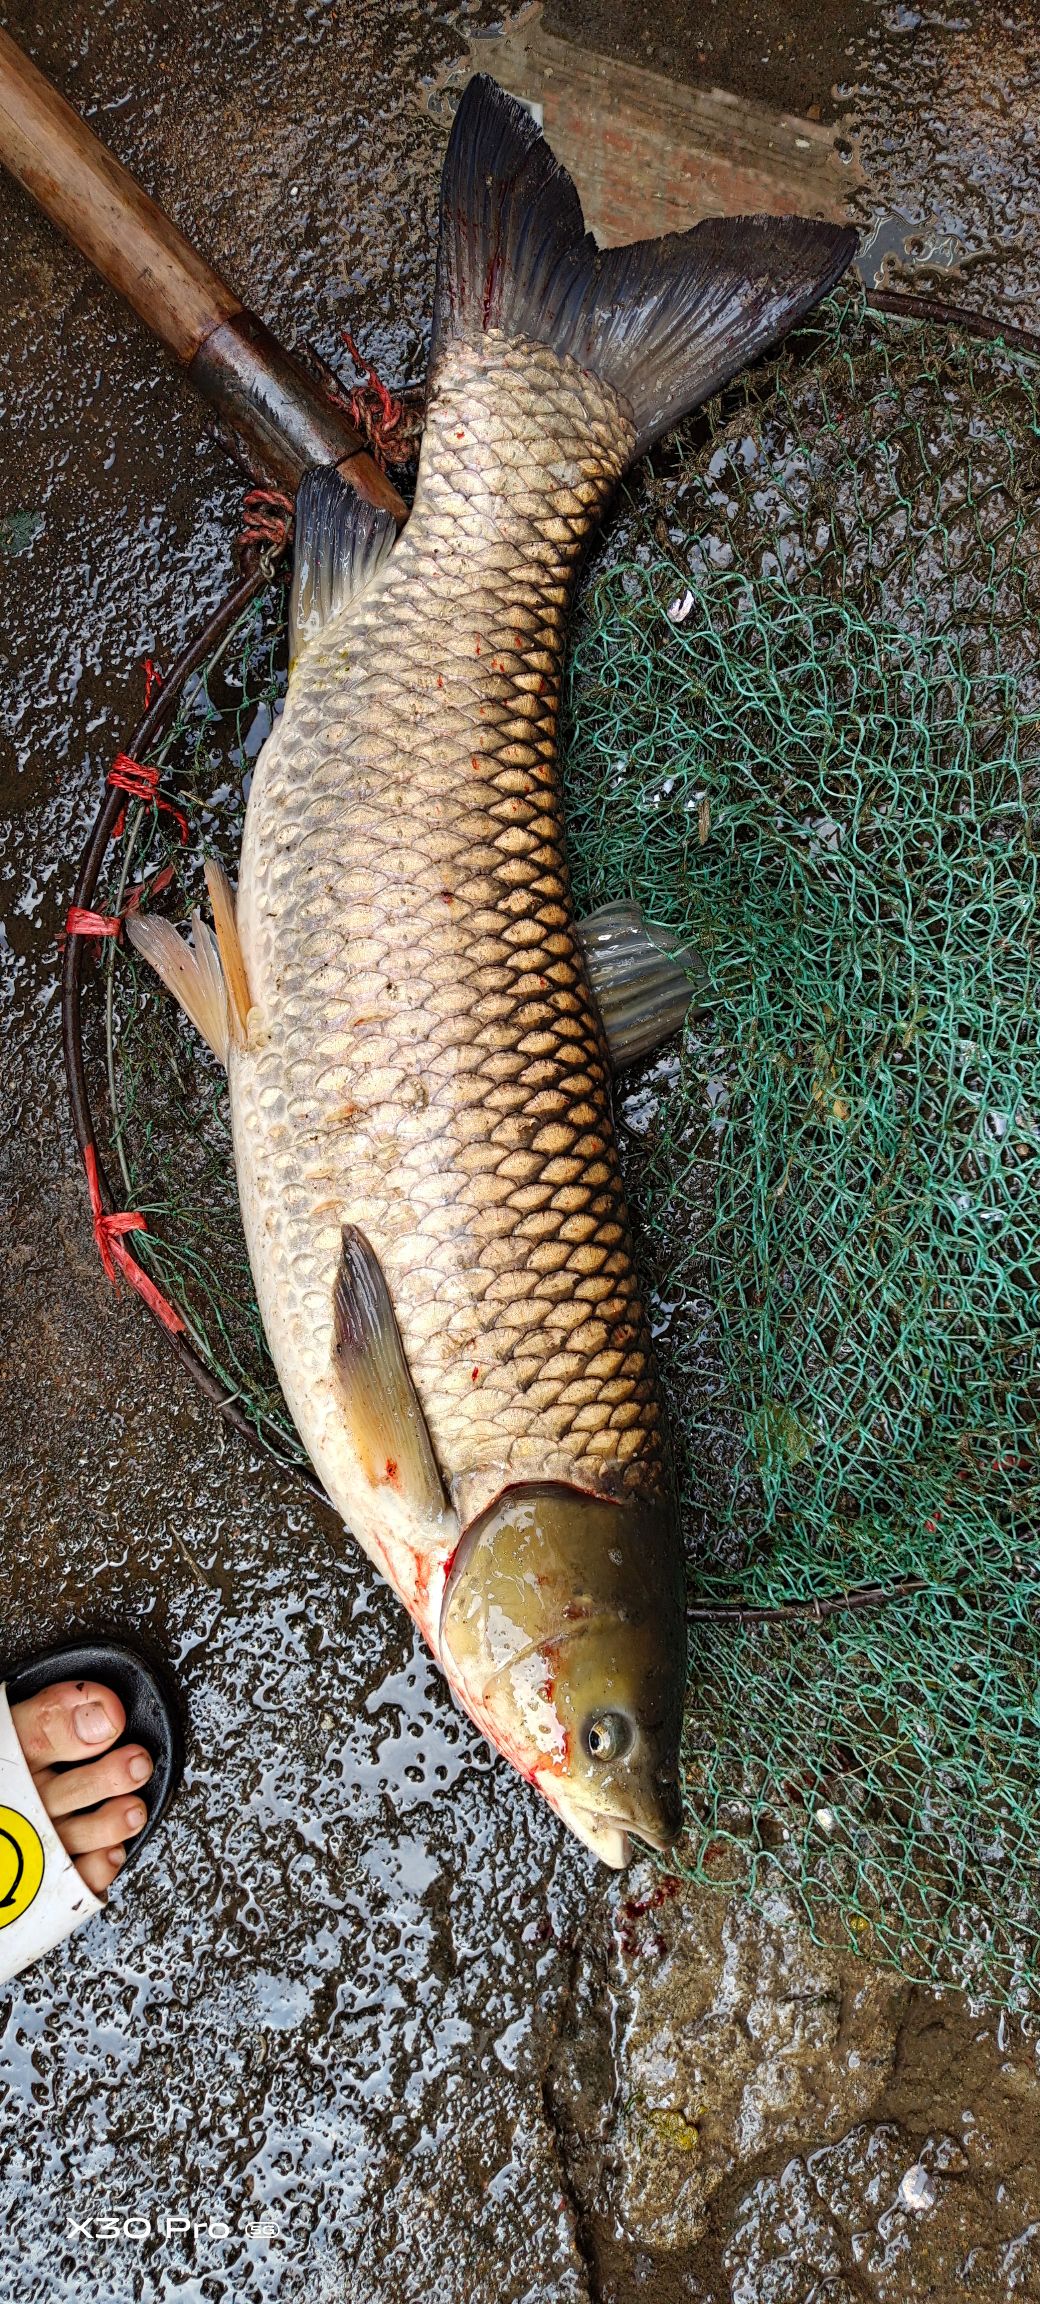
[0,1806,45,1927]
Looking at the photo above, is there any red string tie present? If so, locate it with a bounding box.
[84,1145,186,1337]
[64,906,123,942]
[341,330,405,468]
[240,487,294,559]
[61,864,178,951]
[126,861,178,912]
[108,753,189,843]
[143,658,163,711]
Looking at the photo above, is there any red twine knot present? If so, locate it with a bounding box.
[63,906,123,944]
[341,331,407,468]
[83,1145,185,1336]
[240,487,294,561]
[61,863,179,952]
[108,753,189,843]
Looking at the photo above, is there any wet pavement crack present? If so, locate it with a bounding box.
[540,1928,608,2304]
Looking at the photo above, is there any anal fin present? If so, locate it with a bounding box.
[577,902,709,1070]
[289,468,396,667]
[333,1227,448,1523]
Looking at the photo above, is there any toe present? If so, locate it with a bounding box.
[10,1680,126,1767]
[35,1746,153,1820]
[75,1847,126,1898]
[58,1796,148,1858]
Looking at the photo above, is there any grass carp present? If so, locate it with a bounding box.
[131,77,855,1865]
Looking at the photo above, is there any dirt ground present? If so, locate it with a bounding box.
[2,2,1040,2298]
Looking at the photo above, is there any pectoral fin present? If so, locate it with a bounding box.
[577,903,709,1069]
[333,1227,447,1522]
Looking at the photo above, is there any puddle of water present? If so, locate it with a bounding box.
[436,2,853,236]
[839,0,1040,319]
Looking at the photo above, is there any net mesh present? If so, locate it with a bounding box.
[88,595,307,1472]
[83,290,1040,2004]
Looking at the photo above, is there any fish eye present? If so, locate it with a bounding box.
[584,1711,634,1763]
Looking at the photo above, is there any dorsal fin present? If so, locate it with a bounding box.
[576,903,708,1068]
[289,468,396,666]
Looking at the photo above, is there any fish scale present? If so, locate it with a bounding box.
[236,334,666,1537]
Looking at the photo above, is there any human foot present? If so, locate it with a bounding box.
[0,1641,182,1983]
[8,1679,153,1899]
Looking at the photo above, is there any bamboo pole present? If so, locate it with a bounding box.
[0,28,406,515]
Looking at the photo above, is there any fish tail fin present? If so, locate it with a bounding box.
[432,75,857,456]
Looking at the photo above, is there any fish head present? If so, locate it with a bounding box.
[439,1481,686,1868]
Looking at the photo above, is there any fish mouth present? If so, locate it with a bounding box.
[552,1790,681,1869]
[627,1817,680,1857]
[557,1802,631,1870]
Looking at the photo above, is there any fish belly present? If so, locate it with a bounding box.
[233,335,667,1618]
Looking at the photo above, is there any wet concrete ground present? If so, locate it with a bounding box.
[2,1,1040,2297]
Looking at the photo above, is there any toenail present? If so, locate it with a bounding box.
[125,1803,146,1830]
[108,1847,126,1867]
[73,1700,117,1745]
[128,1755,151,1783]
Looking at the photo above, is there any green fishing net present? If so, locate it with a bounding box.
[83,288,1040,2005]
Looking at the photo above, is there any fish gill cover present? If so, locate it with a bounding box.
[73,289,1040,2006]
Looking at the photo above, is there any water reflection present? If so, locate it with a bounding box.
[434,2,851,239]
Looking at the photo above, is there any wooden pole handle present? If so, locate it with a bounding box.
[0,26,238,359]
[0,28,406,512]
